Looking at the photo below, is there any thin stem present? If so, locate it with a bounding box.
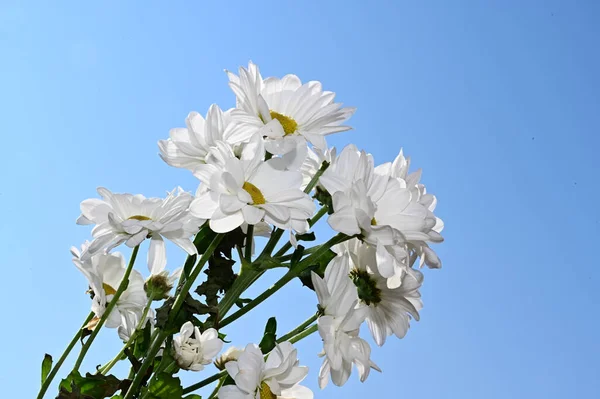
[304,161,329,194]
[37,312,94,399]
[244,225,253,262]
[288,324,318,344]
[123,330,168,399]
[219,270,296,328]
[277,313,319,343]
[182,369,228,395]
[124,235,223,399]
[276,245,320,262]
[216,266,263,323]
[98,294,154,375]
[72,245,140,373]
[207,376,226,399]
[221,234,350,328]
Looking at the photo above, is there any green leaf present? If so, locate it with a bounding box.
[297,249,336,290]
[259,317,278,354]
[58,371,126,399]
[234,297,252,308]
[183,395,202,399]
[133,320,152,359]
[290,245,305,268]
[295,232,316,242]
[41,353,52,386]
[155,295,209,333]
[145,372,183,399]
[314,187,333,214]
[194,255,237,310]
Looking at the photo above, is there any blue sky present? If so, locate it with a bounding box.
[2,1,599,398]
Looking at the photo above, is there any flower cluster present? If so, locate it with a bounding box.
[42,62,444,399]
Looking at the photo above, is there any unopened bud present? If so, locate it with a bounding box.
[144,271,174,300]
[214,346,243,370]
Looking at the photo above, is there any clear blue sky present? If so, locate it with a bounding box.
[2,1,599,398]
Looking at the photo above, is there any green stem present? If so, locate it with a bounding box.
[221,233,350,328]
[123,330,168,399]
[216,266,263,323]
[219,270,296,328]
[276,245,320,262]
[304,161,329,194]
[98,294,154,375]
[288,324,318,344]
[170,234,224,318]
[244,225,254,262]
[37,312,94,399]
[277,313,319,343]
[207,376,226,399]
[124,235,223,399]
[182,369,228,395]
[72,245,140,373]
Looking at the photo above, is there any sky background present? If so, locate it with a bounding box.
[2,1,599,398]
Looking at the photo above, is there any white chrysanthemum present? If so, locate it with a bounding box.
[320,145,443,286]
[374,149,444,269]
[218,342,312,399]
[190,135,315,233]
[159,104,239,172]
[71,243,148,335]
[173,321,224,372]
[76,187,203,274]
[337,239,423,346]
[310,254,380,388]
[226,62,355,155]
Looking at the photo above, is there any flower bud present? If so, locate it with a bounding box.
[145,271,174,300]
[214,346,243,370]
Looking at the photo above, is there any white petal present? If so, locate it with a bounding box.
[148,235,167,275]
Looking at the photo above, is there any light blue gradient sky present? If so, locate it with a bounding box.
[2,1,599,398]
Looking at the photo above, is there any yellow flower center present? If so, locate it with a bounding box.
[371,217,377,226]
[263,110,298,136]
[102,283,117,296]
[242,181,266,205]
[259,382,277,399]
[127,215,152,221]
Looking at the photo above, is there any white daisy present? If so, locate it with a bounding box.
[310,254,380,388]
[173,321,224,372]
[226,61,355,154]
[218,342,312,399]
[190,135,314,233]
[76,187,203,275]
[159,104,238,173]
[374,149,444,269]
[337,239,423,346]
[71,243,148,335]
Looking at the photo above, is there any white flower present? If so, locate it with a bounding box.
[145,267,183,300]
[374,149,444,269]
[310,254,380,388]
[321,145,443,286]
[190,135,314,233]
[71,243,148,335]
[77,187,203,274]
[226,62,355,154]
[159,104,238,172]
[173,321,224,372]
[218,342,312,399]
[338,239,423,346]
